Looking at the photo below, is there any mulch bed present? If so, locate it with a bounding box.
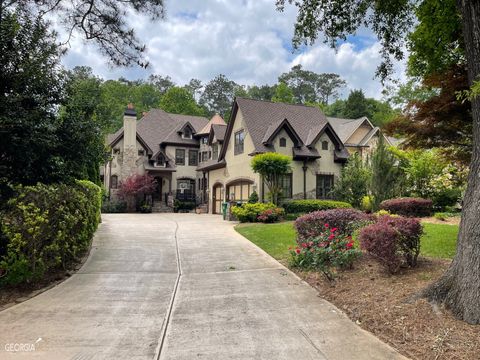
[295,256,480,360]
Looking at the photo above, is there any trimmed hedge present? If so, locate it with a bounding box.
[0,180,102,285]
[231,202,277,223]
[380,197,433,217]
[282,199,352,214]
[359,215,423,273]
[295,208,373,239]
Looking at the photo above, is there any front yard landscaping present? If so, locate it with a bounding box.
[236,219,480,360]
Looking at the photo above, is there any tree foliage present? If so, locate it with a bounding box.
[333,153,371,208]
[159,87,206,116]
[200,74,240,118]
[272,82,295,104]
[251,153,291,205]
[1,0,165,67]
[278,64,346,104]
[0,10,65,187]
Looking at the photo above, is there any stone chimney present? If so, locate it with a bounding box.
[121,103,137,181]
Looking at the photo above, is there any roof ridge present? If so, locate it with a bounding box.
[235,96,322,110]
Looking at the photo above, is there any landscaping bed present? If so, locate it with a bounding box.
[235,221,479,360]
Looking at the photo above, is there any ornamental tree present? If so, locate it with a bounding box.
[118,174,157,211]
[251,153,291,205]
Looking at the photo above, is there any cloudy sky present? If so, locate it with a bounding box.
[61,0,406,100]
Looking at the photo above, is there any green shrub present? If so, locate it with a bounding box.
[231,202,277,223]
[432,188,462,210]
[433,212,457,221]
[0,181,102,285]
[360,196,373,213]
[282,199,352,214]
[248,191,259,203]
[174,200,196,212]
[101,199,127,213]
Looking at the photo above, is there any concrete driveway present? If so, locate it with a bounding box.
[0,214,406,360]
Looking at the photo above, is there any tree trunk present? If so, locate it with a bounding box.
[423,0,480,324]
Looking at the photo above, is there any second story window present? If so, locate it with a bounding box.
[157,154,166,166]
[176,149,185,165]
[279,137,287,147]
[201,151,208,162]
[322,141,329,150]
[188,150,198,166]
[212,143,219,160]
[202,137,208,144]
[138,149,145,156]
[234,130,245,155]
[183,127,192,139]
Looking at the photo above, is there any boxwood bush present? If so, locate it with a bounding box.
[0,180,102,285]
[282,199,352,214]
[379,197,433,217]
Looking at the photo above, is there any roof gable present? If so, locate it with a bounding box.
[262,118,303,147]
[327,116,375,144]
[220,97,332,160]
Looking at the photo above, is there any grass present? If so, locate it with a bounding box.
[235,222,296,261]
[421,222,459,259]
[235,221,459,260]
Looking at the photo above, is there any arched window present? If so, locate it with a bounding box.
[227,180,254,202]
[111,175,118,189]
[322,141,329,150]
[279,137,287,147]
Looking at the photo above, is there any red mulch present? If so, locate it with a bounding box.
[295,256,480,360]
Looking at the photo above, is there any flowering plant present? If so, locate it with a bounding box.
[257,207,285,223]
[289,224,361,280]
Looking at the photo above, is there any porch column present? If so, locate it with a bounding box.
[302,161,308,199]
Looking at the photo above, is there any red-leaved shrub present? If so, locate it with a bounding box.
[359,215,423,273]
[379,197,432,217]
[294,208,373,240]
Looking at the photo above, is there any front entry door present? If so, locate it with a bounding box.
[154,177,162,201]
[213,185,223,214]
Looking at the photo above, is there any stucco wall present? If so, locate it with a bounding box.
[346,123,371,144]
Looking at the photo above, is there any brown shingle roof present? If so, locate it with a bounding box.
[327,116,370,143]
[235,98,330,154]
[197,114,225,135]
[107,109,209,153]
[210,124,227,142]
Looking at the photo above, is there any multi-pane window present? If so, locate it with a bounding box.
[111,175,118,189]
[201,137,208,144]
[227,180,252,201]
[202,151,208,162]
[234,130,245,155]
[279,173,292,199]
[183,127,192,139]
[188,150,198,166]
[175,149,185,165]
[322,141,329,150]
[212,143,219,160]
[279,137,287,147]
[316,174,334,199]
[157,154,165,166]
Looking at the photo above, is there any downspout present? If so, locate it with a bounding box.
[302,160,308,199]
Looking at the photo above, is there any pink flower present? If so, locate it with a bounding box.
[346,242,353,249]
[324,223,329,228]
[331,227,338,232]
[301,242,308,248]
[295,248,301,254]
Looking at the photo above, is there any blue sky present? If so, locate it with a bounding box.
[60,0,406,100]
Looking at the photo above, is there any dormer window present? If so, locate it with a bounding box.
[157,154,166,167]
[279,137,287,147]
[322,141,329,150]
[183,127,192,139]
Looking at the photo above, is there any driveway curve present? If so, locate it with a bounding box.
[0,214,406,360]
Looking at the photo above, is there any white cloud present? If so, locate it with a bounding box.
[60,0,406,100]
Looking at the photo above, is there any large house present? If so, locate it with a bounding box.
[103,98,390,213]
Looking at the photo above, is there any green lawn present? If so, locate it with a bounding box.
[421,222,459,259]
[235,221,459,260]
[236,222,296,261]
